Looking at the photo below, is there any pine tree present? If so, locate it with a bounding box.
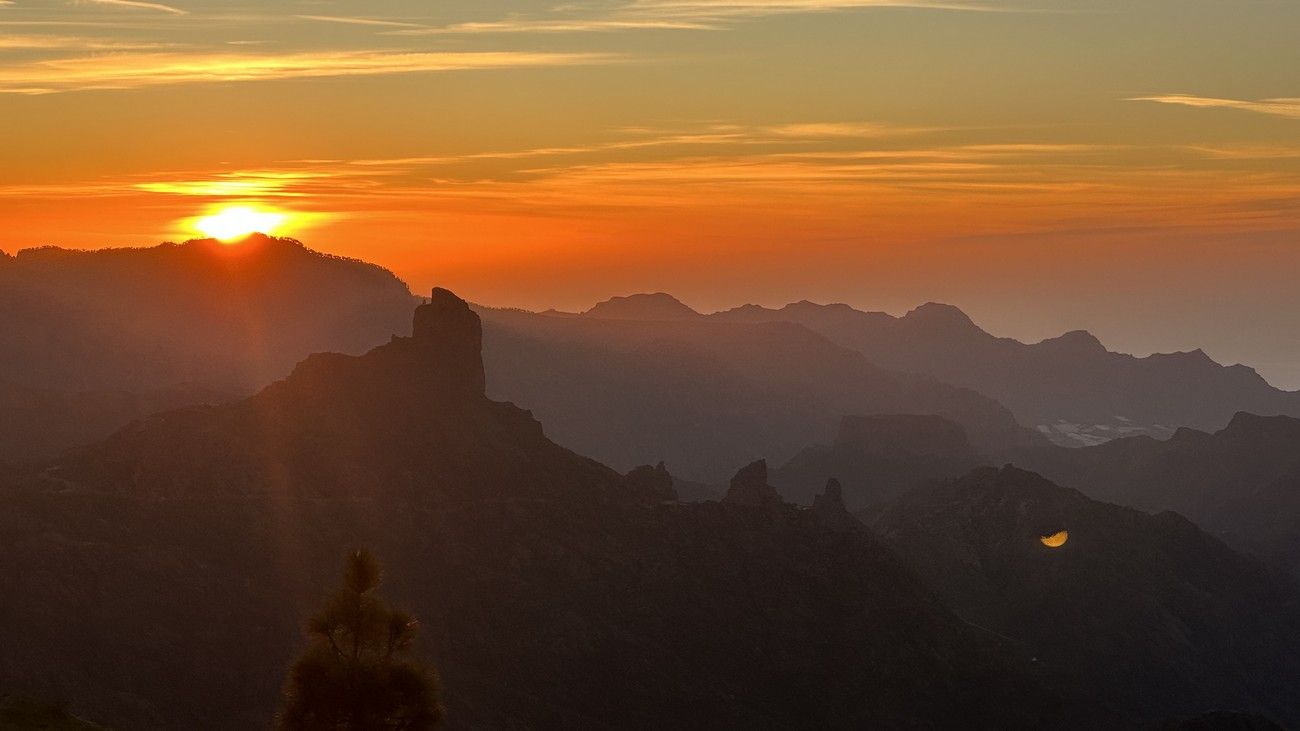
[278,549,443,730]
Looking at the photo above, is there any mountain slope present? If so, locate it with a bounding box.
[0,290,1048,730]
[707,299,1300,446]
[0,235,417,460]
[0,234,416,394]
[477,304,1038,483]
[1010,413,1300,573]
[874,465,1300,726]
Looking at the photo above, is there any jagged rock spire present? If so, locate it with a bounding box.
[411,287,485,395]
[722,459,783,507]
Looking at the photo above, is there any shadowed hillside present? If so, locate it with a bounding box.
[1011,413,1300,574]
[875,466,1300,726]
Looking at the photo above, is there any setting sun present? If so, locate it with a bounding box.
[194,206,288,241]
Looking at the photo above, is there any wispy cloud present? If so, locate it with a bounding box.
[388,19,717,35]
[0,34,172,51]
[0,49,616,94]
[384,0,1001,37]
[1130,94,1300,120]
[83,0,187,15]
[620,0,1004,20]
[296,15,429,29]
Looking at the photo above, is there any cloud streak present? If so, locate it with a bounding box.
[84,0,187,15]
[1131,94,1300,120]
[0,49,616,94]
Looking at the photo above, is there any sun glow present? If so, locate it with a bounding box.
[194,205,288,241]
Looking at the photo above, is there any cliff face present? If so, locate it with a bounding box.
[0,290,1049,730]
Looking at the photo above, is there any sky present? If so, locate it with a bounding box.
[1,0,1298,386]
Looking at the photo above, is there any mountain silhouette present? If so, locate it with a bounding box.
[874,465,1300,726]
[1010,412,1300,574]
[582,292,701,320]
[476,304,1040,483]
[704,298,1300,445]
[0,290,1049,729]
[0,236,416,460]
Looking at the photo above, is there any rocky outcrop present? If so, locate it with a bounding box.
[624,461,677,503]
[721,459,783,507]
[812,478,858,530]
[411,287,487,396]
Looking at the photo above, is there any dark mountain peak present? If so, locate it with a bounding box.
[812,477,858,529]
[834,414,975,457]
[723,458,783,506]
[584,292,700,321]
[1145,348,1218,368]
[1220,411,1300,439]
[1038,329,1106,353]
[624,461,678,503]
[902,302,979,332]
[410,287,487,395]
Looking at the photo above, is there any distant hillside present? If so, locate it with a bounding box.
[875,465,1300,726]
[0,290,1050,729]
[1011,413,1300,574]
[552,293,1300,447]
[0,236,417,460]
[0,235,417,395]
[477,305,1039,483]
[706,298,1300,446]
[771,414,985,511]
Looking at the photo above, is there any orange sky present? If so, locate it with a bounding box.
[1,0,1298,386]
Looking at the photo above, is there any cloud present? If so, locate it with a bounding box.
[83,0,187,15]
[1130,94,1300,120]
[0,49,616,94]
[389,19,717,35]
[0,34,173,50]
[295,15,429,29]
[383,0,1004,36]
[620,0,1004,20]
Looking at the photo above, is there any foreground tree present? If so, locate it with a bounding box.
[278,549,443,730]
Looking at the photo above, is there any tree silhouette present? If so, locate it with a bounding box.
[278,549,443,730]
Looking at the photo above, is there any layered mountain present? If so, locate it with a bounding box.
[476,305,1038,483]
[571,293,1300,447]
[0,290,1049,729]
[874,465,1300,726]
[0,235,417,460]
[1010,413,1300,574]
[771,414,986,511]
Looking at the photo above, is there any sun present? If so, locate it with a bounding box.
[194,205,288,242]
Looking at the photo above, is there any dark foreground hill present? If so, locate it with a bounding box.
[874,466,1300,727]
[0,236,416,460]
[1011,413,1300,574]
[0,290,1048,730]
[476,305,1038,483]
[572,293,1300,447]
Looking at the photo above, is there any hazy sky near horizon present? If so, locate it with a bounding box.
[1,0,1298,386]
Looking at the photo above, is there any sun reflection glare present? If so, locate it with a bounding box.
[1040,530,1069,548]
[194,205,288,242]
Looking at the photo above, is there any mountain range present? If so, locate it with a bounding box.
[561,292,1300,447]
[0,290,1050,729]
